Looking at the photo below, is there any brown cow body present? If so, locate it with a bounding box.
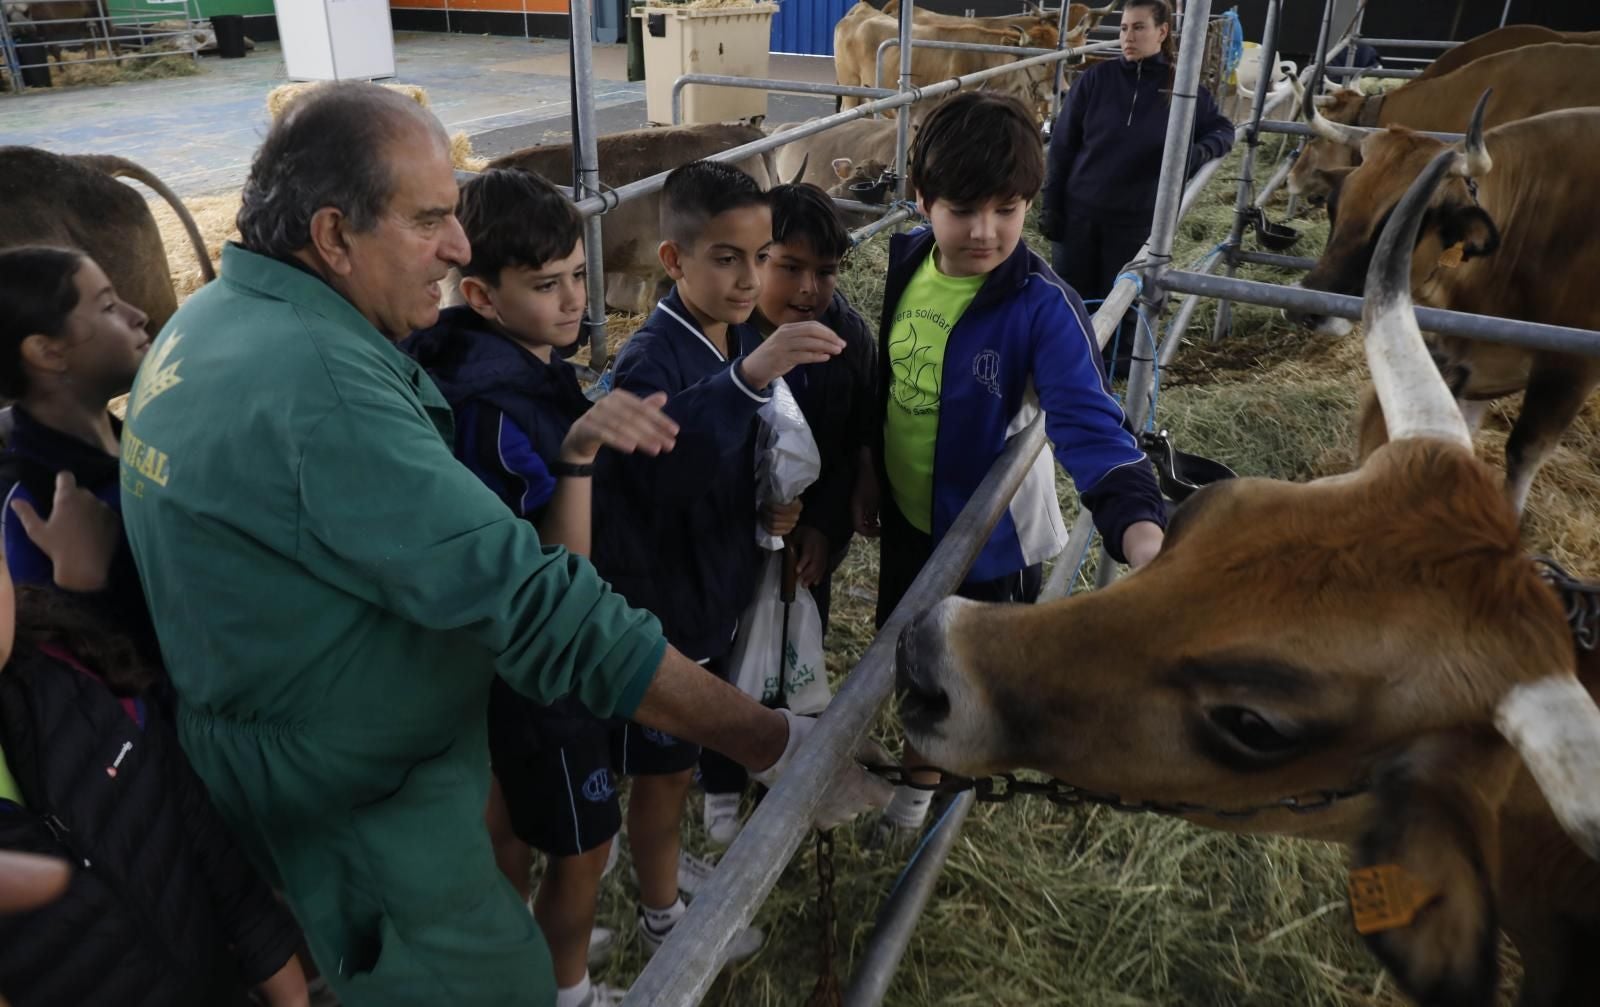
[0,146,213,334]
[6,0,112,55]
[1288,43,1600,203]
[833,2,1060,122]
[879,0,1109,50]
[1419,24,1600,82]
[894,147,1600,1006]
[770,117,903,227]
[488,123,773,314]
[1299,107,1600,515]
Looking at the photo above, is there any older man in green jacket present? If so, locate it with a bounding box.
[120,83,878,1006]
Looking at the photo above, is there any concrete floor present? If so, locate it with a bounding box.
[0,31,837,197]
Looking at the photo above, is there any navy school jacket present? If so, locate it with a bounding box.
[1042,52,1236,230]
[592,287,770,663]
[874,228,1166,574]
[401,306,592,523]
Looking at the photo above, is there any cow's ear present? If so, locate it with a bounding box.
[1438,204,1500,260]
[832,158,854,183]
[1351,731,1516,1007]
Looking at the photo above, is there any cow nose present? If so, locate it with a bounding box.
[895,611,952,727]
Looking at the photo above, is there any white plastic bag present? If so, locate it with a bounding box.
[754,378,822,550]
[729,551,831,716]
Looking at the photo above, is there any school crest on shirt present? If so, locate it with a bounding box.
[972,350,1001,398]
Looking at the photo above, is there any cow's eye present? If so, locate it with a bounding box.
[1207,706,1299,754]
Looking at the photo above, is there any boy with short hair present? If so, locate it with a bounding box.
[592,160,843,949]
[402,167,680,1007]
[689,183,880,846]
[855,92,1167,839]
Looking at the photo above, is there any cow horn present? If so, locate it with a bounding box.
[1362,148,1472,450]
[787,152,810,186]
[1087,1,1119,15]
[1454,88,1493,179]
[1292,76,1366,149]
[1495,676,1600,861]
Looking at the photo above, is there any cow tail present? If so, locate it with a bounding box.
[74,154,218,284]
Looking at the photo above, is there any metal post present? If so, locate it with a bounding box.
[1344,0,1365,70]
[894,0,914,206]
[1089,0,1215,587]
[569,0,610,371]
[1309,0,1335,96]
[1500,0,1514,27]
[0,7,23,95]
[841,793,976,1007]
[622,418,1050,1007]
[1212,0,1281,344]
[1049,0,1072,124]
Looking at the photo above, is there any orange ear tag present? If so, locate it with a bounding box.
[1437,243,1465,270]
[1348,863,1436,935]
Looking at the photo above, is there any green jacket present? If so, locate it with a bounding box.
[120,244,666,1005]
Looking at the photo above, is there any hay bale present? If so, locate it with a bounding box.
[265,81,430,122]
[451,131,489,173]
[46,50,200,87]
[264,83,484,172]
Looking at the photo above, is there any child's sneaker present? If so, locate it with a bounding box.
[702,792,742,848]
[677,850,718,897]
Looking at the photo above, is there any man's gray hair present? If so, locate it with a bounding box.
[237,82,443,260]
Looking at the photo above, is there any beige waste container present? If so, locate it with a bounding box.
[636,3,778,125]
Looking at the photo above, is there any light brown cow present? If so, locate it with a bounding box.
[1287,43,1600,204]
[879,0,1114,51]
[0,147,214,334]
[1418,24,1600,82]
[893,148,1600,1007]
[833,2,1060,122]
[488,123,773,314]
[1294,99,1600,518]
[770,117,904,229]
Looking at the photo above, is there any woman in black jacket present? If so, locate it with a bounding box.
[1039,0,1235,377]
[0,538,307,1005]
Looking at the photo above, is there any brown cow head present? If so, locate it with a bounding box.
[826,157,893,205]
[1291,91,1500,337]
[894,148,1600,1005]
[1286,82,1370,205]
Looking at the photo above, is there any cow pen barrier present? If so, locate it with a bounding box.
[669,75,895,126]
[561,0,1112,368]
[0,0,206,94]
[561,0,1600,996]
[567,39,1121,223]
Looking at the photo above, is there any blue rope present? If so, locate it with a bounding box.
[1221,10,1245,80]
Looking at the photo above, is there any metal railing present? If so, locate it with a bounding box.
[0,0,205,94]
[563,0,1600,998]
[671,74,894,126]
[623,412,1053,1006]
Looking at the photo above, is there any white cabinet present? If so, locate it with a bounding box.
[274,0,396,81]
